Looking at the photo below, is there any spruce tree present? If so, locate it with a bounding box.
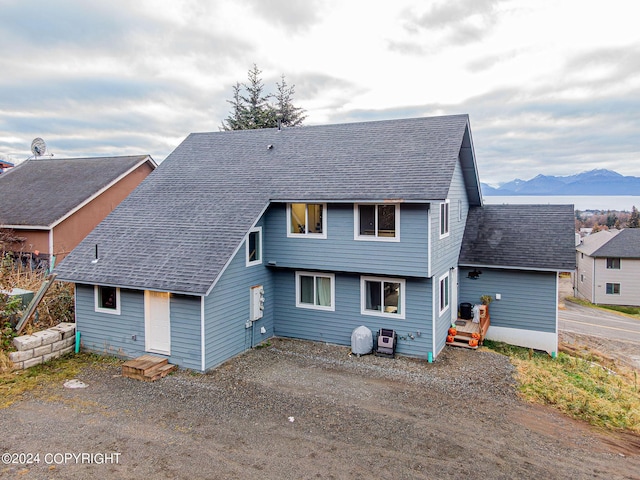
[628,206,640,228]
[220,65,306,131]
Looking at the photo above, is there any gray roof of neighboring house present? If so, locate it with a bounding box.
[459,204,576,271]
[55,114,481,295]
[576,229,620,256]
[0,155,155,227]
[590,229,640,258]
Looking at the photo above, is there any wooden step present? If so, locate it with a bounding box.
[122,354,176,381]
[447,340,479,350]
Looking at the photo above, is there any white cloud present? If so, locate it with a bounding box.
[0,0,638,185]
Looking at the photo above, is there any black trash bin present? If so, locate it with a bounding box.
[459,302,473,320]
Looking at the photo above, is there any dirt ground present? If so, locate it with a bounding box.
[1,338,639,480]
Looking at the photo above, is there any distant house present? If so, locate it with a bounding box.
[0,159,14,174]
[575,229,640,306]
[55,115,575,371]
[0,155,156,269]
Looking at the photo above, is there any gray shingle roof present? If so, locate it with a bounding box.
[0,155,154,227]
[55,115,479,295]
[459,204,576,271]
[591,229,640,258]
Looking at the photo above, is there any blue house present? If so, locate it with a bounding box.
[55,115,575,371]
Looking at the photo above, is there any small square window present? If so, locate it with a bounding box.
[361,276,405,319]
[296,272,335,311]
[288,203,326,238]
[606,258,620,269]
[95,285,121,315]
[606,283,620,295]
[354,204,399,241]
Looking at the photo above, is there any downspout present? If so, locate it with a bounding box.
[200,295,206,372]
[592,257,596,304]
[431,275,437,360]
[48,229,54,271]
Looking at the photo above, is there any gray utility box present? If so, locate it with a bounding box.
[375,328,397,358]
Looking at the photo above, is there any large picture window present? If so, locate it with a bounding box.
[360,276,405,319]
[288,203,326,238]
[354,204,399,241]
[94,285,121,315]
[296,272,335,310]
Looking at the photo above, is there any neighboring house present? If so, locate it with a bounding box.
[55,115,575,371]
[575,229,640,306]
[0,155,156,268]
[0,159,15,174]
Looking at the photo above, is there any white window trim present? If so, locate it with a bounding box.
[295,271,335,311]
[94,285,121,315]
[353,204,400,242]
[287,203,327,239]
[246,226,263,267]
[360,276,406,320]
[439,200,450,238]
[438,272,450,316]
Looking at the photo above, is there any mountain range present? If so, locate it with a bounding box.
[481,169,640,196]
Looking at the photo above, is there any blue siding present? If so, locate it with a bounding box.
[75,284,202,369]
[264,203,429,277]
[204,218,274,370]
[431,159,469,275]
[459,268,558,333]
[167,294,202,370]
[431,160,471,355]
[273,270,434,358]
[75,284,146,359]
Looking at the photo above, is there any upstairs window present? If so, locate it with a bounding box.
[355,204,400,241]
[246,227,262,266]
[288,203,326,238]
[440,200,450,238]
[95,285,121,315]
[606,258,621,269]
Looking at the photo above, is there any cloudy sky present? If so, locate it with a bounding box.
[1,0,638,184]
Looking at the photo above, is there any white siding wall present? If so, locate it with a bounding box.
[592,257,640,306]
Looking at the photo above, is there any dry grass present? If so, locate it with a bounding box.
[485,340,640,433]
[0,353,121,409]
[1,266,74,334]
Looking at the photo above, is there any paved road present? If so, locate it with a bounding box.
[559,301,640,344]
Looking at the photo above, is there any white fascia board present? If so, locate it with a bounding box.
[270,198,443,204]
[458,263,573,273]
[1,224,50,230]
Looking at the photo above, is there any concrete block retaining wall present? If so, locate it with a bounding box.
[9,322,76,370]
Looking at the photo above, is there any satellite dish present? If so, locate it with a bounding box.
[31,137,47,157]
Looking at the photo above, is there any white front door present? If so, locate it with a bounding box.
[145,290,171,354]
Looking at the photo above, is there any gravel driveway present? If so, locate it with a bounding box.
[2,338,639,479]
